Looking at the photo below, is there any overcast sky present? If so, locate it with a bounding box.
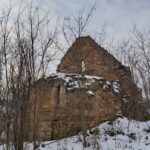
[0,0,150,71]
[0,0,150,40]
[48,0,150,38]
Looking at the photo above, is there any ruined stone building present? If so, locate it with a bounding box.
[25,36,142,141]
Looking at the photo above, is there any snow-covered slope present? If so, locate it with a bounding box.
[2,117,148,150]
[38,117,150,150]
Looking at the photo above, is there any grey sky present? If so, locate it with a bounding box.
[41,0,150,39]
[0,0,150,40]
[0,0,150,71]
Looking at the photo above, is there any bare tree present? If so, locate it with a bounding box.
[0,2,57,150]
[111,25,150,115]
[59,4,96,50]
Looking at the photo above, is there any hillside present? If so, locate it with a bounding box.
[1,116,149,150]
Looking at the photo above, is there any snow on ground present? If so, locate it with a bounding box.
[37,117,150,150]
[38,117,150,150]
[1,117,149,150]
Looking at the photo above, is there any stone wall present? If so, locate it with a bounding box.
[57,36,142,117]
[25,74,121,141]
[25,36,142,141]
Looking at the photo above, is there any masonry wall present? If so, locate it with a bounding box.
[25,78,121,141]
[58,37,140,95]
[57,37,142,117]
[25,36,142,141]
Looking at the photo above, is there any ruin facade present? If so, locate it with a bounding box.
[25,36,142,141]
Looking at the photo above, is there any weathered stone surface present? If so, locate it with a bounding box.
[25,74,122,141]
[25,36,142,141]
[57,36,142,116]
